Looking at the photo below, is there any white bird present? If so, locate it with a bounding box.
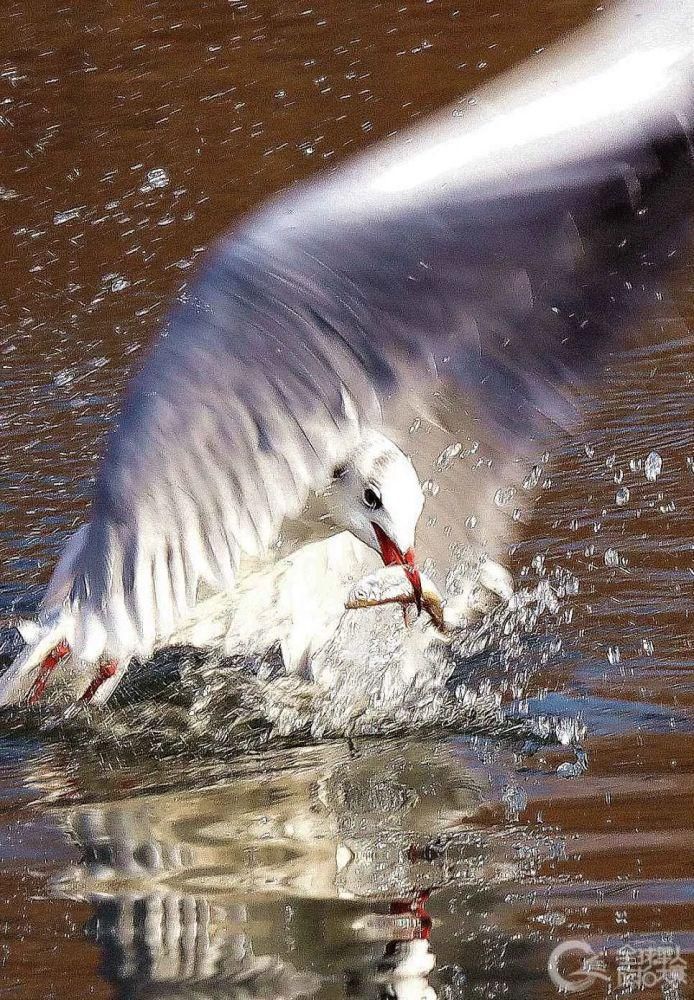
[0,0,692,706]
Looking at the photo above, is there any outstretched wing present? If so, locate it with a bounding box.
[51,0,693,658]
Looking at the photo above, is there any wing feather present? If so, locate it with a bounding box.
[51,0,693,658]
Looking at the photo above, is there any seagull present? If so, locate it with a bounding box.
[1,0,692,707]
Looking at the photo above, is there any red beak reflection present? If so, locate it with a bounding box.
[372,522,422,615]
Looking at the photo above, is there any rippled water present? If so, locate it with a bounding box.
[1,1,692,998]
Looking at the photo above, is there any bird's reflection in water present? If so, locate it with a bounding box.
[45,739,519,1000]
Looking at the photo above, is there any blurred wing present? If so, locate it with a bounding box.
[56,0,693,653]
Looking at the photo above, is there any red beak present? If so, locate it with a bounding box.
[372,522,422,615]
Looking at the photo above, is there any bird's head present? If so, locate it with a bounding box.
[326,430,425,611]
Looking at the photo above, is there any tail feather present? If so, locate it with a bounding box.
[40,525,89,612]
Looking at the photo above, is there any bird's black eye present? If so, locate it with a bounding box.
[363,486,382,510]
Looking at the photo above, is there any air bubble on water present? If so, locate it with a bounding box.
[494,486,516,507]
[607,645,620,665]
[641,638,654,656]
[644,450,662,482]
[615,487,630,506]
[604,548,619,568]
[146,167,169,189]
[436,442,462,470]
[422,479,440,497]
[523,464,542,490]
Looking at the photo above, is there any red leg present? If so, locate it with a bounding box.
[80,661,118,703]
[389,891,432,940]
[28,641,71,705]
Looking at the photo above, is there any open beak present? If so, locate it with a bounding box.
[372,522,422,615]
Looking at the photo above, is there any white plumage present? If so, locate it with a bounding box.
[1,0,692,706]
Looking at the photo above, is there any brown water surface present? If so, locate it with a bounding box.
[0,1,692,998]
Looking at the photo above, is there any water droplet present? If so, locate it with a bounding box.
[502,784,528,820]
[604,548,619,568]
[409,417,421,434]
[641,638,654,656]
[584,443,595,458]
[557,761,583,778]
[422,479,439,497]
[523,464,542,490]
[464,514,477,529]
[494,486,516,507]
[644,450,662,482]
[607,645,621,665]
[53,369,74,387]
[146,167,169,189]
[535,911,566,926]
[615,487,630,506]
[53,206,82,225]
[436,443,462,470]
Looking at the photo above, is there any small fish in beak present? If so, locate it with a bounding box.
[346,565,445,631]
[371,522,423,615]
